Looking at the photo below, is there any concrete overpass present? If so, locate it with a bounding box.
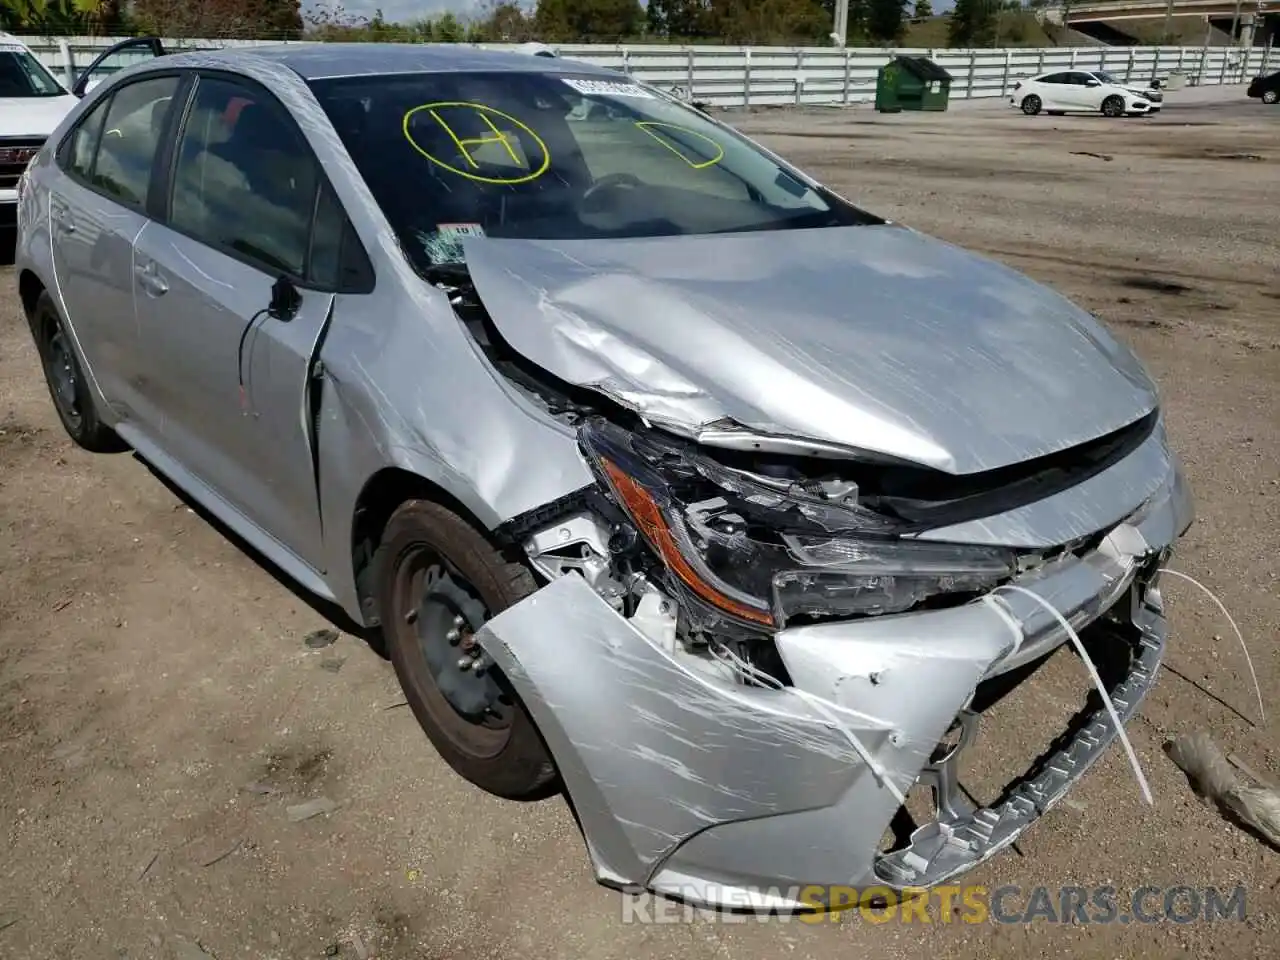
[1049,0,1280,48]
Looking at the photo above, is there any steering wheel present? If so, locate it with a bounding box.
[581,172,643,212]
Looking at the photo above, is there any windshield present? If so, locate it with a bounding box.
[1095,72,1120,85]
[308,70,878,274]
[0,45,66,98]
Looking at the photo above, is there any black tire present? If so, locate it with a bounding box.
[1021,95,1042,116]
[29,291,127,453]
[1102,95,1125,118]
[1262,89,1279,105]
[375,499,557,800]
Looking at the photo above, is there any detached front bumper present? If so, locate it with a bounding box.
[478,460,1193,911]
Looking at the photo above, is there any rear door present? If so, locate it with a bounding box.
[48,72,182,416]
[130,71,367,568]
[1032,73,1069,110]
[72,37,166,98]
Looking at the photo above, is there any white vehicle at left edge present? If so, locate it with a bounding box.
[0,33,80,233]
[2,34,168,236]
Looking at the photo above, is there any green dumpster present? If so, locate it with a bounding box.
[875,56,953,113]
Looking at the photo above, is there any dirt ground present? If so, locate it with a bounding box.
[1,87,1277,960]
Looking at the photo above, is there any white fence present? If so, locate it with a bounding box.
[25,35,1274,108]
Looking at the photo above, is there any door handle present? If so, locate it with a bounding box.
[134,262,168,297]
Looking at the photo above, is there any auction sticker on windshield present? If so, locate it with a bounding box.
[561,78,654,99]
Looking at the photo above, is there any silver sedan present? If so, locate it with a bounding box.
[14,43,1193,910]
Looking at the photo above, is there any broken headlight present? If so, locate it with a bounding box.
[579,419,1016,629]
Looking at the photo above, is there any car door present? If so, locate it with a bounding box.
[1032,73,1066,110]
[71,37,166,98]
[48,72,182,417]
[1068,72,1104,110]
[130,71,359,569]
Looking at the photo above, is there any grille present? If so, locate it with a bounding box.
[0,137,46,191]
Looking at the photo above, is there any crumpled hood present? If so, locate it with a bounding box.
[0,95,78,138]
[462,224,1159,474]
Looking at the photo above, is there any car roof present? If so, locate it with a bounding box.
[161,42,616,82]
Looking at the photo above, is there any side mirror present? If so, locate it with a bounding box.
[1086,80,1100,88]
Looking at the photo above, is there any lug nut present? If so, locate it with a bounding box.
[446,628,460,644]
[457,657,473,671]
[453,614,465,627]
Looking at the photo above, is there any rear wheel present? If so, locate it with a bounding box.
[1021,94,1042,116]
[1263,89,1279,104]
[30,291,126,453]
[1102,95,1125,118]
[376,500,557,800]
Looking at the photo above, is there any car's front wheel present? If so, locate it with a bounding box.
[1263,89,1279,104]
[1021,94,1042,115]
[1102,95,1126,117]
[376,499,558,800]
[30,291,126,453]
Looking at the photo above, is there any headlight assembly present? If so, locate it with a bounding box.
[578,419,1017,629]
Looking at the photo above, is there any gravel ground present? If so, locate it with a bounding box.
[0,85,1277,960]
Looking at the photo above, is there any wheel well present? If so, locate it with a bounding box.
[18,270,45,320]
[349,468,502,627]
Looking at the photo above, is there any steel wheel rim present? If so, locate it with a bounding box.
[44,325,82,431]
[390,546,514,759]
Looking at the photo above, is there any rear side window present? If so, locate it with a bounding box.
[91,75,180,207]
[1040,73,1068,85]
[65,98,109,178]
[169,75,318,277]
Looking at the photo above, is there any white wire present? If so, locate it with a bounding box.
[710,642,907,805]
[1157,568,1266,727]
[995,583,1154,806]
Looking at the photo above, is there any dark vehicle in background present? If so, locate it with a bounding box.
[1247,70,1280,104]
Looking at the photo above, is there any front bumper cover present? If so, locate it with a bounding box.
[477,459,1193,911]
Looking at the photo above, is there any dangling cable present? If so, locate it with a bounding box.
[236,307,271,413]
[995,583,1154,806]
[1157,568,1265,726]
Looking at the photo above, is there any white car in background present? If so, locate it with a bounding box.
[1,34,166,238]
[1011,69,1162,118]
[0,33,80,233]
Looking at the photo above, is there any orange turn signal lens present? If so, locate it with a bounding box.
[600,457,775,627]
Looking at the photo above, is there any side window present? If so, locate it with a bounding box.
[62,98,109,178]
[91,75,179,208]
[169,75,318,277]
[1039,73,1067,85]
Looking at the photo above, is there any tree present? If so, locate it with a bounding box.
[473,0,533,41]
[866,0,906,42]
[948,0,999,45]
[133,0,303,39]
[646,0,711,38]
[534,0,644,41]
[912,0,932,17]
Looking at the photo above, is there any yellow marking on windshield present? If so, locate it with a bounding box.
[403,101,550,185]
[633,122,725,169]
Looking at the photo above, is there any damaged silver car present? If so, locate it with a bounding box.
[16,44,1193,909]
